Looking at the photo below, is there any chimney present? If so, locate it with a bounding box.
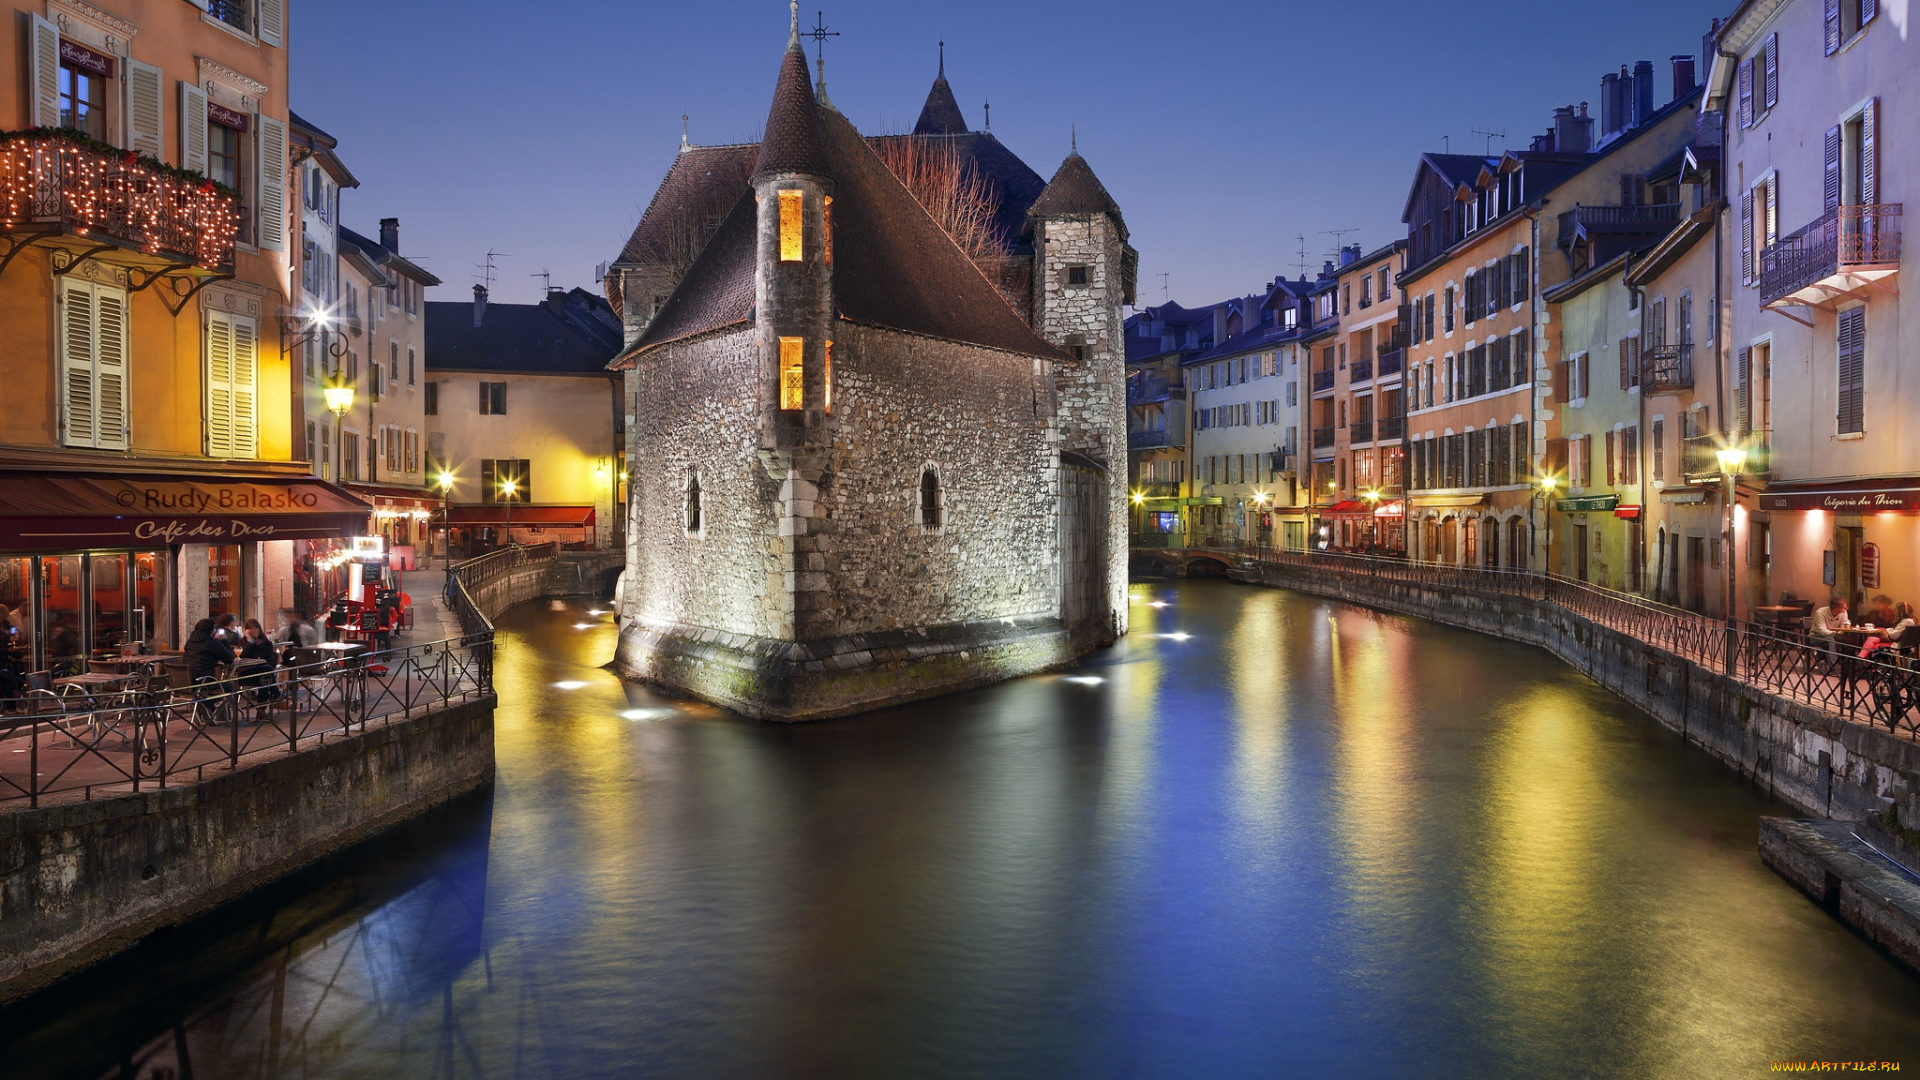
[1555,103,1594,153]
[472,284,487,329]
[1341,244,1360,267]
[1671,55,1696,99]
[1600,71,1622,136]
[1633,60,1656,125]
[1322,259,1336,279]
[379,217,399,253]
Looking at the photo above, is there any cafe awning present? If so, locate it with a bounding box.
[446,505,596,528]
[1614,504,1643,519]
[1758,478,1920,513]
[1410,494,1488,509]
[0,472,371,551]
[1321,499,1375,518]
[1555,494,1620,513]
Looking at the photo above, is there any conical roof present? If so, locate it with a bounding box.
[1029,150,1126,238]
[913,76,968,136]
[754,40,822,179]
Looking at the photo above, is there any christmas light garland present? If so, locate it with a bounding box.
[0,127,239,269]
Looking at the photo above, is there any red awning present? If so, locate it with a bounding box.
[1321,499,1375,518]
[446,506,595,527]
[0,472,371,551]
[1614,504,1642,519]
[1758,478,1920,513]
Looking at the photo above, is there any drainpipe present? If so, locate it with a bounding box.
[1624,251,1648,596]
[1527,206,1543,572]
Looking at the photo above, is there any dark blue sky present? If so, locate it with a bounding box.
[293,0,1729,308]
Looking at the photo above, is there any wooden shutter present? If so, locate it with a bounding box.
[1861,99,1876,204]
[206,312,236,457]
[1825,126,1842,212]
[125,60,165,160]
[1737,59,1754,129]
[479,382,491,414]
[1740,189,1755,283]
[1606,431,1617,486]
[59,282,97,448]
[180,82,209,175]
[1620,340,1631,389]
[231,316,258,455]
[1554,359,1570,401]
[27,15,59,128]
[258,0,284,47]
[1838,307,1865,433]
[1735,348,1751,434]
[94,288,128,450]
[1826,0,1843,54]
[1763,34,1779,111]
[1863,0,1877,23]
[1764,178,1778,248]
[1651,420,1664,480]
[256,114,288,252]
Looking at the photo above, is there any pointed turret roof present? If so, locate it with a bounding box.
[753,12,823,179]
[1028,149,1127,239]
[913,48,968,136]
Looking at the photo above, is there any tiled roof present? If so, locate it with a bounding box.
[753,44,822,179]
[913,75,968,135]
[1028,152,1127,239]
[339,225,441,286]
[618,188,758,358]
[611,144,757,269]
[426,289,622,375]
[867,131,1046,252]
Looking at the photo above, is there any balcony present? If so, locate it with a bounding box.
[1129,428,1175,451]
[1311,369,1335,394]
[1377,347,1404,378]
[1349,357,1373,384]
[1349,419,1374,445]
[1556,202,1683,242]
[1128,373,1185,406]
[1643,343,1692,391]
[0,131,239,281]
[1760,204,1902,312]
[1376,416,1405,441]
[1313,426,1335,449]
[1681,434,1721,481]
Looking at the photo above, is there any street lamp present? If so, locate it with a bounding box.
[434,468,456,569]
[322,372,354,486]
[1716,442,1749,673]
[1539,474,1558,576]
[499,475,518,547]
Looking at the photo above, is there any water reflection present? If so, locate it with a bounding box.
[3,585,1920,1077]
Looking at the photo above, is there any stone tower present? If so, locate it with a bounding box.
[1029,146,1137,644]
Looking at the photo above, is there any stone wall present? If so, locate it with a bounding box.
[1250,560,1920,821]
[463,561,559,624]
[0,697,495,1005]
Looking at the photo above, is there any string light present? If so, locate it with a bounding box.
[0,130,239,269]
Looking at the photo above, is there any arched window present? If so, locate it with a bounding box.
[919,468,942,529]
[685,468,702,533]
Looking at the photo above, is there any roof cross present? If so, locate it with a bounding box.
[807,10,840,99]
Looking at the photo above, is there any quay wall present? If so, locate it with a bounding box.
[0,696,495,1006]
[1248,560,1920,822]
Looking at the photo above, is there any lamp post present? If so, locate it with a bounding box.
[1539,475,1558,577]
[322,372,355,487]
[434,468,456,569]
[499,476,518,548]
[1716,443,1748,674]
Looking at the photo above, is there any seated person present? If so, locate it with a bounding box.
[239,618,280,702]
[1812,596,1851,639]
[1884,602,1917,646]
[1865,594,1899,630]
[183,618,236,683]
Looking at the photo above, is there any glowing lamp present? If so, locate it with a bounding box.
[323,373,354,417]
[1716,445,1747,476]
[1131,491,1146,506]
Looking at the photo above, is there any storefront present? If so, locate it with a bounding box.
[445,505,597,557]
[1758,479,1920,614]
[0,472,369,673]
[1409,495,1488,565]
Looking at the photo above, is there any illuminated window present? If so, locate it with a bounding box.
[780,337,804,410]
[779,190,804,262]
[824,340,833,413]
[824,196,834,268]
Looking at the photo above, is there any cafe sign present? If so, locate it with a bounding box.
[0,473,370,551]
[1758,488,1920,513]
[1863,543,1882,589]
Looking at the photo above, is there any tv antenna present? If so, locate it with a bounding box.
[1324,227,1358,259]
[1441,135,1450,153]
[1294,234,1311,279]
[475,250,508,290]
[531,268,553,293]
[1158,272,1170,302]
[1472,126,1508,154]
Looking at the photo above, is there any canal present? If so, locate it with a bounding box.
[4,581,1920,1077]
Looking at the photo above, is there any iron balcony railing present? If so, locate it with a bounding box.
[0,131,240,269]
[1349,357,1373,384]
[1127,374,1183,405]
[1312,426,1335,448]
[1311,369,1336,393]
[1556,201,1682,239]
[449,542,558,636]
[1129,429,1173,450]
[1377,347,1404,378]
[1376,416,1405,441]
[1680,434,1722,482]
[1349,419,1373,444]
[1643,343,1692,390]
[1760,204,1903,308]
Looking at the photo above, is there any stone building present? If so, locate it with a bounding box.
[604,11,1134,720]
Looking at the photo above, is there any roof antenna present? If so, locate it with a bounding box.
[679,113,692,154]
[474,250,507,291]
[531,268,552,294]
[1294,235,1311,280]
[807,11,839,104]
[1158,271,1170,302]
[1472,126,1508,154]
[1441,134,1450,153]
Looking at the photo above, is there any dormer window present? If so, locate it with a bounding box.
[778,190,804,262]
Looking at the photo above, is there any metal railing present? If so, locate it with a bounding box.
[1129,429,1173,450]
[1312,426,1335,448]
[1312,369,1335,393]
[1349,357,1373,383]
[1376,416,1405,441]
[1556,202,1682,238]
[0,131,240,269]
[1761,203,1903,308]
[449,543,557,637]
[1205,547,1920,737]
[208,0,249,31]
[1377,348,1404,378]
[1349,419,1373,444]
[1643,343,1692,390]
[0,633,494,809]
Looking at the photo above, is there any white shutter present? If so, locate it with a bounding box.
[28,16,59,128]
[231,316,258,456]
[1861,99,1877,205]
[257,0,283,47]
[59,282,97,448]
[180,82,209,175]
[256,114,287,251]
[206,312,235,456]
[94,288,128,450]
[124,60,165,160]
[1765,178,1778,248]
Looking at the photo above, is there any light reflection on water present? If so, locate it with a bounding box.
[4,584,1920,1077]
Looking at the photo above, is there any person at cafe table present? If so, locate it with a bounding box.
[1864,594,1899,631]
[1812,596,1852,642]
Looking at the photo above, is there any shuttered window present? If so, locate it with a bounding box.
[205,310,259,458]
[1651,419,1664,481]
[1861,98,1877,204]
[1737,59,1754,129]
[57,278,129,451]
[256,114,287,252]
[1735,347,1751,434]
[125,60,164,159]
[1825,125,1843,212]
[179,82,209,175]
[1837,306,1865,434]
[27,16,59,128]
[1741,189,1755,283]
[1762,33,1779,111]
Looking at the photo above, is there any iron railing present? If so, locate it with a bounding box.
[1376,416,1405,441]
[1377,348,1404,378]
[0,633,493,809]
[1643,343,1692,390]
[1129,429,1174,450]
[1312,369,1335,393]
[207,0,249,31]
[0,131,240,268]
[1349,358,1373,384]
[1760,203,1903,308]
[1349,419,1373,444]
[1313,426,1335,448]
[1556,202,1682,238]
[449,542,557,636]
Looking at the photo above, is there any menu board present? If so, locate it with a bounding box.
[208,545,241,620]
